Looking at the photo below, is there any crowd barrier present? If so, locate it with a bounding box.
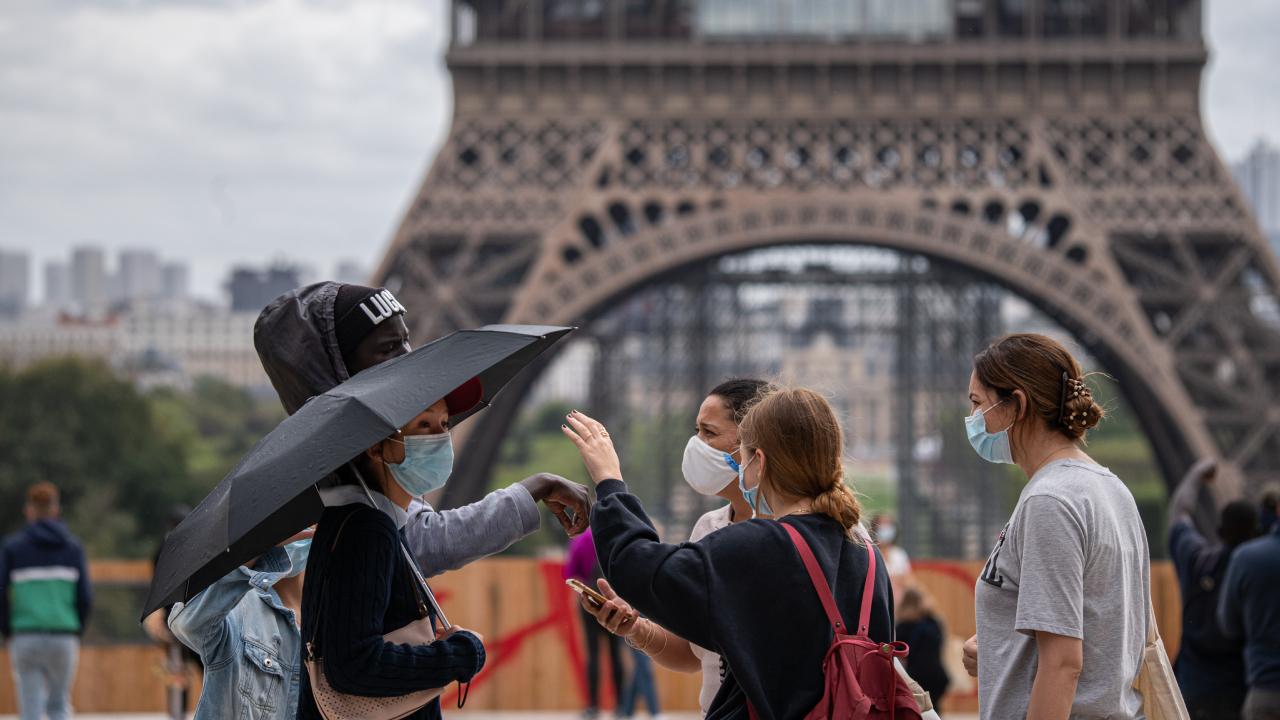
[0,558,1180,714]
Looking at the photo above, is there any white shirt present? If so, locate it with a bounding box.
[318,484,409,529]
[883,545,912,579]
[687,504,735,715]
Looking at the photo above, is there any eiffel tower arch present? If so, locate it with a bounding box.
[373,1,1280,507]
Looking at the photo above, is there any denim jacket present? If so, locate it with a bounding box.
[168,547,301,720]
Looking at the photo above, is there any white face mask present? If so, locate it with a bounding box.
[681,434,738,496]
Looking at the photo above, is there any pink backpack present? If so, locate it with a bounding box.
[751,524,923,720]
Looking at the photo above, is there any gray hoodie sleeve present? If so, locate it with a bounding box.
[404,484,542,577]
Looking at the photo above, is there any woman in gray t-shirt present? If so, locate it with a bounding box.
[962,333,1149,719]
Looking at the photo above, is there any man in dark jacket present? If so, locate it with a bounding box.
[0,482,92,720]
[1218,517,1280,720]
[1168,457,1262,720]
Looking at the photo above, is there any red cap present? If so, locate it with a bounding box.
[444,377,483,416]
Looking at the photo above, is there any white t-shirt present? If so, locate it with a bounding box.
[883,545,912,579]
[687,504,735,714]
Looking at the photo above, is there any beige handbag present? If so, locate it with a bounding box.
[893,658,942,720]
[1132,600,1190,720]
[305,519,455,720]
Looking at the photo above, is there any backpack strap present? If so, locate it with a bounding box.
[856,530,877,637]
[782,522,878,638]
[782,523,848,636]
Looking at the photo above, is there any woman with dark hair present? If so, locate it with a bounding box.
[962,333,1149,719]
[562,388,909,719]
[577,378,770,715]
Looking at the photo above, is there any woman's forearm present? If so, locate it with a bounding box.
[630,621,701,672]
[1027,665,1080,720]
[1026,632,1083,720]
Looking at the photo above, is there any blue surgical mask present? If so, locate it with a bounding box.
[736,453,774,518]
[965,400,1014,465]
[284,538,311,578]
[387,432,454,497]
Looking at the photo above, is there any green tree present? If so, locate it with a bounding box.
[0,358,190,557]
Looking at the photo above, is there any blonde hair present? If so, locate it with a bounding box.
[738,387,862,534]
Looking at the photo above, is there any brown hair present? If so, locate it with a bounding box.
[896,586,934,622]
[738,387,862,534]
[973,333,1105,441]
[26,482,60,516]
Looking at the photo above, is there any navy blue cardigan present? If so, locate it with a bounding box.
[590,479,895,720]
[296,503,485,720]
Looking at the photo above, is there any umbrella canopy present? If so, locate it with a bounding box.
[143,324,573,619]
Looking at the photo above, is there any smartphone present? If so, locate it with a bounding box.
[565,578,607,609]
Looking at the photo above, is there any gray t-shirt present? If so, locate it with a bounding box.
[975,459,1149,719]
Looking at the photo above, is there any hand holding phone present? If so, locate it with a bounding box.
[565,578,607,609]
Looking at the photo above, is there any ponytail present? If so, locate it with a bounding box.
[811,472,862,537]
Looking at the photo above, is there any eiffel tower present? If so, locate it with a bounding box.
[372,1,1280,506]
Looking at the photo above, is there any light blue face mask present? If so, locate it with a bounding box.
[735,452,774,518]
[283,538,311,578]
[965,399,1014,465]
[387,432,454,497]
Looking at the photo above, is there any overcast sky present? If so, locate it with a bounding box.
[1,0,1277,303]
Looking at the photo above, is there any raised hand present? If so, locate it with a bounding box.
[561,410,623,485]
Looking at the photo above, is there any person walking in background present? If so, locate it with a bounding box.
[142,504,201,720]
[871,513,915,591]
[1217,511,1280,720]
[895,587,950,712]
[0,483,92,720]
[1260,486,1279,533]
[618,647,660,719]
[963,333,1150,719]
[565,528,625,719]
[1169,463,1261,719]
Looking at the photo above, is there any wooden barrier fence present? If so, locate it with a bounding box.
[0,558,1181,714]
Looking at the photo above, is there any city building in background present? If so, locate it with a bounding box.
[161,261,190,302]
[334,259,367,285]
[70,246,108,316]
[1232,138,1280,257]
[43,261,71,309]
[0,307,268,391]
[28,246,192,315]
[0,249,30,318]
[0,248,284,392]
[226,264,302,313]
[118,249,163,304]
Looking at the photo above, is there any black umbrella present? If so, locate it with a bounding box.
[142,324,573,619]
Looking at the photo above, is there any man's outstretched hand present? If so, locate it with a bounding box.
[520,472,591,536]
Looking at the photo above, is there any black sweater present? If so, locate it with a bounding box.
[591,480,895,720]
[297,503,485,720]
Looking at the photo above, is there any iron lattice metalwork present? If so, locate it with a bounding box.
[374,1,1280,507]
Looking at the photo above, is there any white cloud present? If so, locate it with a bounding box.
[0,1,1276,304]
[0,0,451,300]
[1204,0,1280,160]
